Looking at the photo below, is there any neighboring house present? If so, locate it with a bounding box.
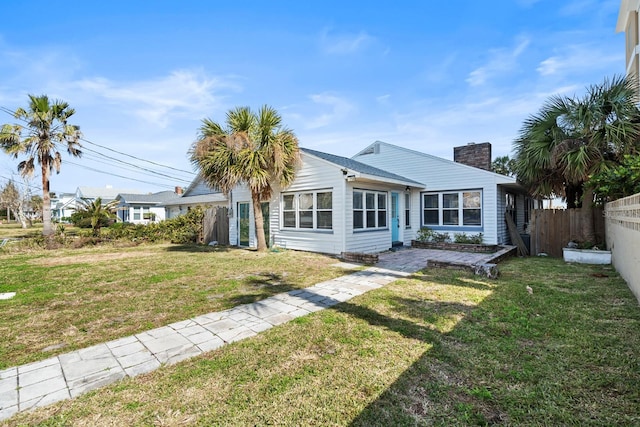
[115,191,183,224]
[224,141,535,255]
[50,192,77,222]
[617,1,640,93]
[76,186,140,205]
[161,178,228,219]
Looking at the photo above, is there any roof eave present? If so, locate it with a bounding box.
[350,173,425,188]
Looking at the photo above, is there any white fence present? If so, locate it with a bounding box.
[605,193,640,303]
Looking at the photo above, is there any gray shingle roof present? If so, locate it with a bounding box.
[301,147,424,186]
[160,193,228,207]
[77,186,140,200]
[117,191,183,204]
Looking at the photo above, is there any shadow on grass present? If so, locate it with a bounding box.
[164,244,232,253]
[341,281,506,426]
[407,269,495,291]
[225,273,299,306]
[341,260,640,426]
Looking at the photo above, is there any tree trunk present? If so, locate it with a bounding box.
[12,208,27,228]
[581,186,596,244]
[251,193,267,251]
[41,163,53,236]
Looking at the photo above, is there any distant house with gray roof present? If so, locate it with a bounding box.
[116,191,183,224]
[76,186,141,204]
[161,174,228,219]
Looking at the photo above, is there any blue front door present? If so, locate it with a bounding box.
[391,192,400,243]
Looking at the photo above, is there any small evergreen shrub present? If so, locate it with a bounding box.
[453,232,484,244]
[416,227,450,243]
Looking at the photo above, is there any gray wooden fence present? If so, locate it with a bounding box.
[202,206,229,245]
[529,208,605,258]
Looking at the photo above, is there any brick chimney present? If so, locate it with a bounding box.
[175,186,183,195]
[453,142,492,171]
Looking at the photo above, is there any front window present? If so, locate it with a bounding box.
[354,190,388,230]
[404,193,411,228]
[422,190,482,227]
[282,190,332,230]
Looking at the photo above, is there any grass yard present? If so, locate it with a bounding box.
[2,255,639,426]
[0,242,352,369]
[0,223,43,239]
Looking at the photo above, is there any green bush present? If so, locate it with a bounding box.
[416,227,450,243]
[69,211,110,229]
[103,207,205,244]
[453,232,484,244]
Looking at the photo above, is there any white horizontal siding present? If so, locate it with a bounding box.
[353,142,517,245]
[271,155,346,255]
[186,179,217,197]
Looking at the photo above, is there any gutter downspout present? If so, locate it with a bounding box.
[341,174,347,255]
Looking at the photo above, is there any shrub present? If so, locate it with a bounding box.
[416,227,450,243]
[102,206,205,244]
[453,232,484,244]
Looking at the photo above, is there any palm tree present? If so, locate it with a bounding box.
[514,75,640,242]
[491,155,516,177]
[190,106,300,251]
[0,95,82,236]
[76,197,119,236]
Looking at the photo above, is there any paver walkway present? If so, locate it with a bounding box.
[0,248,500,421]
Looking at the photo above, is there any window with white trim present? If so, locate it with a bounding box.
[404,193,411,228]
[354,190,387,229]
[282,190,332,230]
[422,190,482,227]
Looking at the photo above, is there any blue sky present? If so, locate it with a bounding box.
[0,0,625,194]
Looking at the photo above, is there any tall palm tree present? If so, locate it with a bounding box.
[514,75,640,242]
[0,95,82,236]
[190,106,300,251]
[76,197,119,236]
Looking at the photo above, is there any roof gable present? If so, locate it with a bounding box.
[301,147,423,186]
[353,141,517,184]
[117,191,182,204]
[77,186,142,200]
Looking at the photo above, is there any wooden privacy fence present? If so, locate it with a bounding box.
[529,208,605,258]
[202,206,229,245]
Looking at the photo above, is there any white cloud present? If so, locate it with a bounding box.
[319,28,374,55]
[466,37,530,87]
[72,70,238,127]
[376,94,391,104]
[537,44,622,77]
[305,93,355,129]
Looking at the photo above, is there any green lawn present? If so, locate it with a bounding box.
[2,252,639,426]
[0,242,352,369]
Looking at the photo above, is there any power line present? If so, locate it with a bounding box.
[80,137,195,176]
[1,105,198,183]
[79,146,194,182]
[64,160,183,189]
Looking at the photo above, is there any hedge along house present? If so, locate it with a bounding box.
[209,141,533,255]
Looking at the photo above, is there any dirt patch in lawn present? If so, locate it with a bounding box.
[30,251,157,266]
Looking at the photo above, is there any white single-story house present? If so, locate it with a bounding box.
[50,192,78,222]
[115,191,182,224]
[220,141,534,255]
[161,177,228,219]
